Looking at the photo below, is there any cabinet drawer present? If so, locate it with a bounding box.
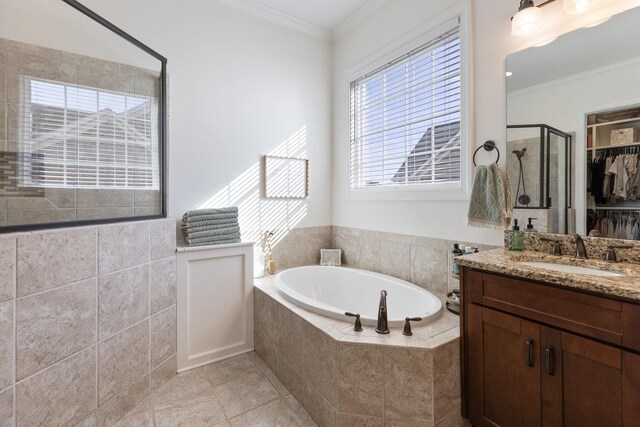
[465,269,624,346]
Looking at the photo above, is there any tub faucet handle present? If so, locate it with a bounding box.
[345,312,363,332]
[402,317,422,336]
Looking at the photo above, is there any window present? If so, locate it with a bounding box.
[350,26,461,190]
[19,77,159,189]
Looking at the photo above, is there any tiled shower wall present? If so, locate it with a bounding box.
[0,218,176,426]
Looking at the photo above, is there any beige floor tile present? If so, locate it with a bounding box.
[154,399,227,427]
[153,368,216,411]
[214,371,281,418]
[112,352,316,426]
[203,353,260,386]
[265,366,290,397]
[229,395,316,427]
[112,398,154,427]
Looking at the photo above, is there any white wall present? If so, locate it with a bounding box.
[1,0,334,239]
[86,0,334,233]
[332,0,640,246]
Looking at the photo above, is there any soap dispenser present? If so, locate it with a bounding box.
[526,217,537,233]
[509,219,525,251]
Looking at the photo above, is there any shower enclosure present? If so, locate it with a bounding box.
[506,124,573,234]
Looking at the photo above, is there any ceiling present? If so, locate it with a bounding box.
[215,0,387,40]
[507,5,640,92]
[251,0,371,30]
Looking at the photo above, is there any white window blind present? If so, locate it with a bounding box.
[18,77,159,189]
[350,25,462,189]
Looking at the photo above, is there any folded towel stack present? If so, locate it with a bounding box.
[181,207,241,246]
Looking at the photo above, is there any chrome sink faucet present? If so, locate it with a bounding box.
[375,290,389,334]
[569,234,588,259]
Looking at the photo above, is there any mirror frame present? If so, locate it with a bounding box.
[0,0,167,233]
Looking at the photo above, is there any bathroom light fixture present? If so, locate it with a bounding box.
[584,16,610,28]
[506,71,514,77]
[512,0,544,36]
[533,37,558,47]
[512,0,604,37]
[563,0,601,15]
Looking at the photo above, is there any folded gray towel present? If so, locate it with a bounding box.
[185,232,241,245]
[181,223,239,234]
[186,238,242,247]
[183,226,240,240]
[184,211,238,219]
[182,207,238,221]
[181,218,239,229]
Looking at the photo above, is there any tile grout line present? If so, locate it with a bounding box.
[12,236,16,425]
[147,224,152,406]
[95,228,99,413]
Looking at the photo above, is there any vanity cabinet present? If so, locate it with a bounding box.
[461,268,640,427]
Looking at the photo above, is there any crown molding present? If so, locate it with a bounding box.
[332,0,389,41]
[214,0,332,41]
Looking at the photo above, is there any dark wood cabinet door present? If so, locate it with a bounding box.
[561,333,623,427]
[467,304,541,427]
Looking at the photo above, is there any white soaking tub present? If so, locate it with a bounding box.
[275,265,442,327]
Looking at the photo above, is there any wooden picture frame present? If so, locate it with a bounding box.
[263,156,309,199]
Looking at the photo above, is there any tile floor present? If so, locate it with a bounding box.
[114,352,317,426]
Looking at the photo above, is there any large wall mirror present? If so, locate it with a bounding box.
[0,0,166,232]
[506,5,640,238]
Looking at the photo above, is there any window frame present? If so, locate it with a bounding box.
[345,2,472,201]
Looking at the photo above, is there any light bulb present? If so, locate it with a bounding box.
[563,0,601,15]
[512,6,544,36]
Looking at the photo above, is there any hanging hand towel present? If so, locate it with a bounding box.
[467,163,513,229]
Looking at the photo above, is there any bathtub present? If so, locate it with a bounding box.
[275,266,442,327]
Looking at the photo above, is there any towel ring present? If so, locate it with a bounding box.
[473,140,500,166]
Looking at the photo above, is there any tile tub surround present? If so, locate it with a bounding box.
[0,218,177,427]
[254,275,468,427]
[455,247,640,301]
[333,226,497,295]
[270,226,333,270]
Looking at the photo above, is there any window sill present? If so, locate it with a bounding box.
[346,184,470,201]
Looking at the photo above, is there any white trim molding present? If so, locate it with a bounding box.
[214,0,332,41]
[332,0,389,41]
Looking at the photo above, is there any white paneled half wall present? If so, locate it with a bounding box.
[177,242,254,372]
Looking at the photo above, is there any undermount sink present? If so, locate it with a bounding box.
[517,261,625,277]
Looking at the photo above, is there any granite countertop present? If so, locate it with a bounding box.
[455,248,640,301]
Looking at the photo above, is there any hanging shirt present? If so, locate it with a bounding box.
[627,154,640,200]
[603,156,614,199]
